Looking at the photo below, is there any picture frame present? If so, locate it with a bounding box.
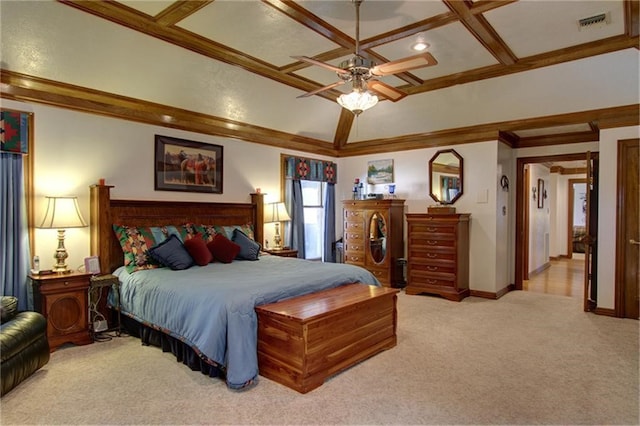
[537,178,544,209]
[84,256,101,275]
[367,159,394,184]
[155,135,223,194]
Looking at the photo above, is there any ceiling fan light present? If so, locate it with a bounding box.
[337,90,378,116]
[412,41,429,52]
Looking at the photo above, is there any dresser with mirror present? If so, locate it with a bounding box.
[342,199,405,288]
[406,149,470,301]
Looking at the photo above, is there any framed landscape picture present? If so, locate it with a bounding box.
[154,135,223,194]
[367,159,394,184]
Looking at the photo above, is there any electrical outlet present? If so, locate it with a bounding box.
[93,320,108,332]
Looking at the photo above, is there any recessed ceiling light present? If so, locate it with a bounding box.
[411,41,430,52]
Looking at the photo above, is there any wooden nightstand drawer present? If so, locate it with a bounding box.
[30,271,93,352]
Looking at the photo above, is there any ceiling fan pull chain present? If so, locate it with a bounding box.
[354,0,362,55]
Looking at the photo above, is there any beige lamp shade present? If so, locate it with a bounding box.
[37,196,87,273]
[264,202,291,223]
[38,196,87,229]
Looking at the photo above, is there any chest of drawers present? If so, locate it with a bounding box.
[405,213,470,301]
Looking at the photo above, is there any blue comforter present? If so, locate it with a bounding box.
[113,256,379,389]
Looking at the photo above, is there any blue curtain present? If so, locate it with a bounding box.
[0,152,31,309]
[289,180,306,259]
[323,183,336,262]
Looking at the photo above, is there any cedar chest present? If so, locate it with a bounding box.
[256,283,399,393]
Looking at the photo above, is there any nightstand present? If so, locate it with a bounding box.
[264,248,298,258]
[30,271,93,352]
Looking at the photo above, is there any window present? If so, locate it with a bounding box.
[301,180,325,260]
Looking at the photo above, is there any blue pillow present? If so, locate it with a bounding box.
[232,228,261,261]
[148,234,194,270]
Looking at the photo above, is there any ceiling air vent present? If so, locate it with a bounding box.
[577,12,611,31]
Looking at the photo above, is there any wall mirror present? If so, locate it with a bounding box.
[429,149,463,204]
[369,212,386,264]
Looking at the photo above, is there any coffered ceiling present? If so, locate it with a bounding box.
[1,0,638,156]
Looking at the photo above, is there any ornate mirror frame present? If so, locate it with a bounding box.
[429,149,464,205]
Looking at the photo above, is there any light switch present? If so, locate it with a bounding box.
[477,189,488,203]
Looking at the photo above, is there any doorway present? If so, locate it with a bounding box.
[515,153,595,304]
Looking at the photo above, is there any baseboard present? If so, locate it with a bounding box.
[529,262,551,277]
[593,307,616,317]
[470,284,514,300]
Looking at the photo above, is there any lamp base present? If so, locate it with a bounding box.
[52,229,71,273]
[273,222,286,250]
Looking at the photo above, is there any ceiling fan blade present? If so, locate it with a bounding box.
[292,56,348,75]
[367,80,407,102]
[297,80,346,98]
[370,52,437,76]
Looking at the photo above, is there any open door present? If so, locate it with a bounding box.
[583,152,599,311]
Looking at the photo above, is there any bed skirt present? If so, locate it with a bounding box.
[121,315,225,380]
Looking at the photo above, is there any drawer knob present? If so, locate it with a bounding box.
[427,240,437,245]
[427,279,437,284]
[427,266,438,271]
[427,253,437,258]
[427,227,437,232]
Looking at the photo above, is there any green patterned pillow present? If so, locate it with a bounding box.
[182,223,255,243]
[182,223,224,243]
[223,224,255,241]
[112,225,184,272]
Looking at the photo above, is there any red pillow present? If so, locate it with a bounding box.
[207,233,241,264]
[183,234,213,266]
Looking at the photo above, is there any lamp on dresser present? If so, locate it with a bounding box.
[264,202,291,250]
[37,196,87,273]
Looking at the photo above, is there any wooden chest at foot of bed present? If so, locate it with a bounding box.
[256,283,399,393]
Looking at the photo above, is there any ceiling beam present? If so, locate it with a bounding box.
[58,0,338,103]
[404,34,639,96]
[469,1,519,15]
[2,69,637,158]
[514,131,600,149]
[263,0,355,50]
[57,0,638,105]
[0,69,337,157]
[154,1,212,26]
[625,0,640,38]
[443,0,518,65]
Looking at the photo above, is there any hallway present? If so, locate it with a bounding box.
[523,255,585,299]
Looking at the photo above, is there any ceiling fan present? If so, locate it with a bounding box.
[293,0,437,115]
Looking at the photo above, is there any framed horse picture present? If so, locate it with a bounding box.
[154,135,223,194]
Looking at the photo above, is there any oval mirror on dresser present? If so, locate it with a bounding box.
[429,149,463,204]
[369,212,386,263]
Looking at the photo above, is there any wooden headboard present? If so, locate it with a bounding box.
[89,185,264,274]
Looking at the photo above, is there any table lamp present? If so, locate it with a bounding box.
[37,196,87,273]
[264,202,291,250]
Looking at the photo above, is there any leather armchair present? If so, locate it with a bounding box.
[1,296,50,396]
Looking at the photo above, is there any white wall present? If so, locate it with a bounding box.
[496,142,514,291]
[2,98,332,270]
[528,163,550,273]
[338,141,500,294]
[5,97,638,309]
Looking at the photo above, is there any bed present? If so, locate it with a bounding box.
[89,185,381,390]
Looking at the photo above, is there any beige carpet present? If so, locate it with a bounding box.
[1,290,638,425]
